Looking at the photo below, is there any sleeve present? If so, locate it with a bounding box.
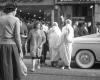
[55,27,66,48]
[14,19,22,53]
[83,28,89,35]
[67,27,74,43]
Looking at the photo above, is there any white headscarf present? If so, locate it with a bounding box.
[52,22,61,37]
[66,19,72,26]
[42,24,48,32]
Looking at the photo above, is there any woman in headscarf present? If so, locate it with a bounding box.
[48,22,61,66]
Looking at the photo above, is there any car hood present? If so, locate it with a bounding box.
[73,33,100,43]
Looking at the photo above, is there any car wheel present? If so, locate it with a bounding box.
[75,50,95,68]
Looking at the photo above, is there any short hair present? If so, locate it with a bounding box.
[3,2,17,14]
[34,21,42,29]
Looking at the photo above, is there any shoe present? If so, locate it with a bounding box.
[68,66,71,70]
[61,66,65,69]
[37,65,40,69]
[30,68,35,72]
[51,61,57,67]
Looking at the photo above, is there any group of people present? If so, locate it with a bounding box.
[73,21,92,37]
[26,17,74,71]
[0,2,74,80]
[48,20,74,70]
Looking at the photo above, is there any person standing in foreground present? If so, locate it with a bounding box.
[0,2,23,80]
[28,21,46,71]
[59,19,74,69]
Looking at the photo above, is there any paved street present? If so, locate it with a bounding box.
[21,59,100,80]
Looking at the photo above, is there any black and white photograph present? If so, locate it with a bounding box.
[0,0,100,80]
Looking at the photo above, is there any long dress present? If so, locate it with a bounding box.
[28,29,46,59]
[48,26,61,62]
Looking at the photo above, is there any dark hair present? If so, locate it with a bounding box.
[3,2,17,14]
[34,21,42,29]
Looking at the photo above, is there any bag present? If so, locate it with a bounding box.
[19,57,27,76]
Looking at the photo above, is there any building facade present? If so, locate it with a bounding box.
[0,0,100,31]
[54,0,100,33]
[0,0,55,26]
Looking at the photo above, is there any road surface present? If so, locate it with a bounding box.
[21,59,100,80]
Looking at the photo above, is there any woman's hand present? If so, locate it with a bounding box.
[38,44,42,49]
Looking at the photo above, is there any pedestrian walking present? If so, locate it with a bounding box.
[27,21,46,71]
[0,2,23,80]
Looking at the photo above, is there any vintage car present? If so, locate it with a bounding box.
[72,33,100,68]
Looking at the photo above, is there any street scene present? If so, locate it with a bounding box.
[0,0,100,80]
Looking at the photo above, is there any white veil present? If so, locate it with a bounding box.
[52,22,61,37]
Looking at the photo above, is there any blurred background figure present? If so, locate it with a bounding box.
[60,15,65,28]
[73,21,80,37]
[42,21,49,33]
[20,18,28,56]
[96,22,100,33]
[87,21,92,34]
[79,22,89,36]
[40,22,49,65]
[0,10,6,16]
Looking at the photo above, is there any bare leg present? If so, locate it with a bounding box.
[31,59,36,71]
[37,59,41,69]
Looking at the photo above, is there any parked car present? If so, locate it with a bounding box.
[72,33,100,68]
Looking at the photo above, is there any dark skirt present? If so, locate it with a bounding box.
[0,44,22,80]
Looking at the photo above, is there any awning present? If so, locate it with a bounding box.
[56,1,100,4]
[18,5,53,11]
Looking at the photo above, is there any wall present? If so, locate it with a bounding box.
[95,4,100,23]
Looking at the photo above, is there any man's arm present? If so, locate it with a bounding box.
[14,19,23,57]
